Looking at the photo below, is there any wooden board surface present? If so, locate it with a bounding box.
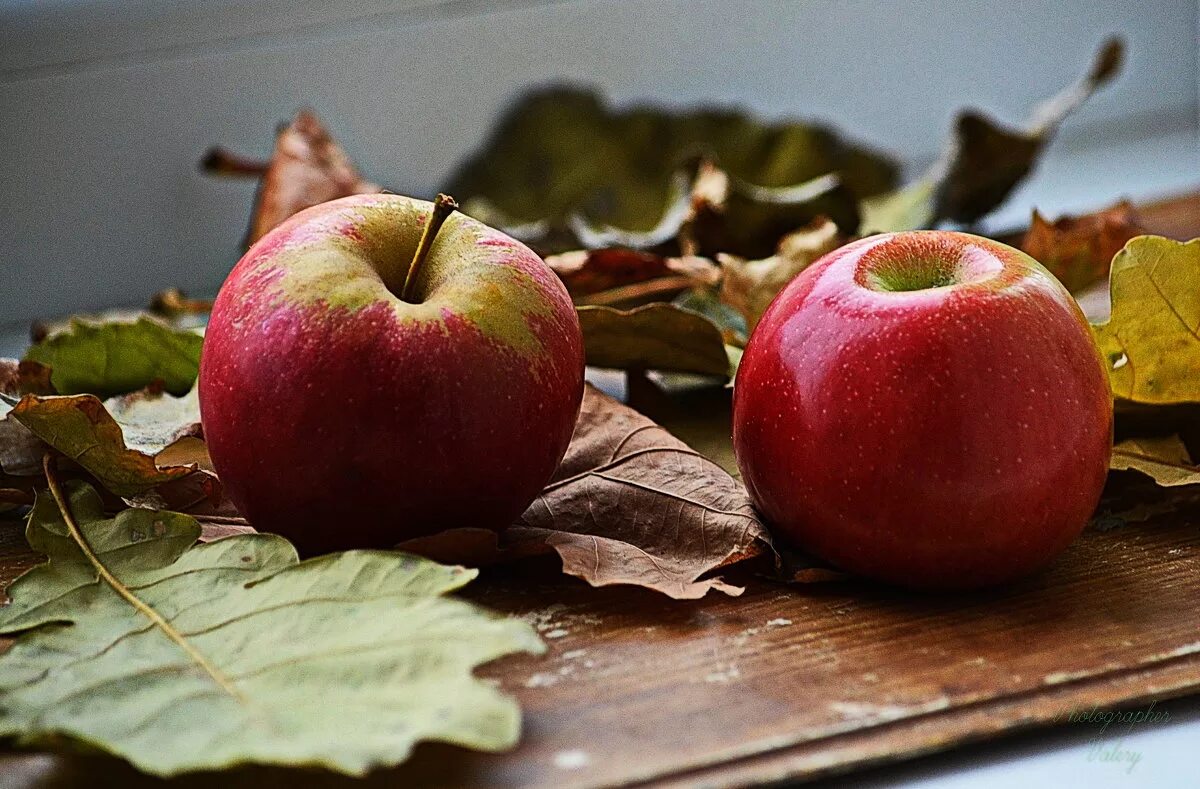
[2,486,1200,788]
[1,192,1199,787]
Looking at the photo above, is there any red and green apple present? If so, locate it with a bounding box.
[199,193,585,554]
[733,230,1113,588]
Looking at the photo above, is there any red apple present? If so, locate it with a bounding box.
[733,230,1112,588]
[199,194,585,554]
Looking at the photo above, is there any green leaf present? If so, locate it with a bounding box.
[578,303,730,377]
[1110,435,1200,487]
[1092,237,1200,405]
[11,394,196,497]
[0,481,543,776]
[24,317,203,397]
[448,87,897,252]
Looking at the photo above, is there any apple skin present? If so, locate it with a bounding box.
[199,194,585,554]
[732,231,1112,589]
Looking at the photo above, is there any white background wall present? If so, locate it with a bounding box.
[1,0,1198,324]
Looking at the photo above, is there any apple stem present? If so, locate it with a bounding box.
[401,193,459,303]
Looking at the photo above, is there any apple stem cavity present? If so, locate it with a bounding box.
[401,193,459,303]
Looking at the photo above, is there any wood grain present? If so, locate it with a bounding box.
[0,191,1198,787]
[1,491,1199,788]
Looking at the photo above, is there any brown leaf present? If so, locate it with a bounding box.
[578,304,731,377]
[0,359,55,476]
[0,359,54,399]
[718,216,843,334]
[1021,201,1144,292]
[546,248,719,301]
[513,385,772,599]
[204,109,380,246]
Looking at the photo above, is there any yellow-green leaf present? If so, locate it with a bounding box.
[0,481,543,776]
[1092,237,1200,405]
[24,316,203,397]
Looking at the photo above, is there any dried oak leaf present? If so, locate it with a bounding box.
[24,316,203,398]
[510,385,772,599]
[1110,435,1200,487]
[1092,237,1200,405]
[578,303,731,377]
[204,109,380,247]
[1021,201,1144,292]
[447,86,896,254]
[718,216,843,335]
[0,480,542,776]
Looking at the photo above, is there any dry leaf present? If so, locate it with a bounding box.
[103,384,202,456]
[932,38,1123,225]
[0,480,542,776]
[204,109,380,246]
[12,394,199,498]
[512,385,772,599]
[1110,435,1200,487]
[863,38,1125,233]
[718,217,843,334]
[0,360,55,476]
[1092,237,1200,405]
[1022,201,1144,292]
[546,247,719,301]
[578,304,730,377]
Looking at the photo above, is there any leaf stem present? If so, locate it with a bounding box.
[401,193,458,303]
[41,454,246,702]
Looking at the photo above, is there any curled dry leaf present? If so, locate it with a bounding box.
[24,316,203,398]
[204,109,380,247]
[0,479,543,777]
[932,38,1124,225]
[864,38,1125,232]
[578,303,731,377]
[1092,237,1200,405]
[12,394,199,499]
[1021,201,1144,292]
[718,216,843,334]
[1110,435,1200,487]
[511,385,772,599]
